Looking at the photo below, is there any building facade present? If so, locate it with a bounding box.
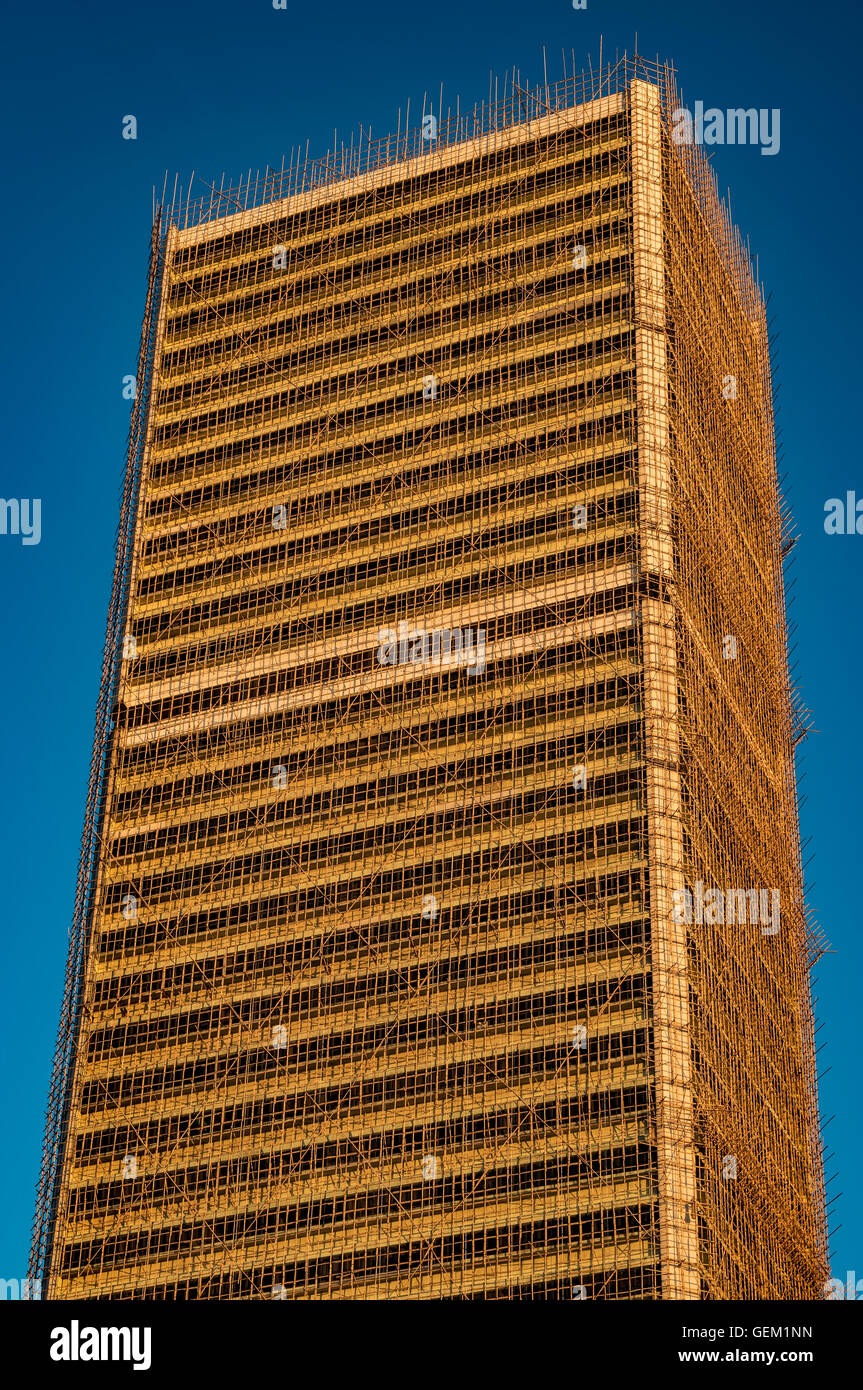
[32,60,827,1299]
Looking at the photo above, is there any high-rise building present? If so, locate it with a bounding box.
[32,58,827,1300]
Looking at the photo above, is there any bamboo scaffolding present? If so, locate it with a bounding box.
[31,55,827,1302]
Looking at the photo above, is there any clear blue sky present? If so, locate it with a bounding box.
[1,0,859,1291]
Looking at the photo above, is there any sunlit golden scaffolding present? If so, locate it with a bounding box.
[31,55,827,1300]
